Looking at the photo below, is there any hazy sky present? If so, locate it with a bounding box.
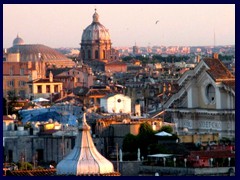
[3,4,235,48]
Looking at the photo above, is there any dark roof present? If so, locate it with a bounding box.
[203,58,235,81]
[86,89,112,96]
[46,68,72,77]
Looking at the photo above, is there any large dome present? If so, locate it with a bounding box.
[8,44,71,61]
[81,10,111,42]
[13,34,24,46]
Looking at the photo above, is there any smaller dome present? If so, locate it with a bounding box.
[13,34,24,46]
[81,9,111,42]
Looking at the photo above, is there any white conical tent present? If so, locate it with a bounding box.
[56,112,115,175]
[155,131,172,136]
[32,97,49,102]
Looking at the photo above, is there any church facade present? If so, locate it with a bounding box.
[163,55,235,139]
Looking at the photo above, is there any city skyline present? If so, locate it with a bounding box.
[3,4,235,48]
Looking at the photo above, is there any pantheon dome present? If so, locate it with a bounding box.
[7,35,75,68]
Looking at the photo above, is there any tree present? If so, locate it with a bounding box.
[159,125,173,134]
[122,133,138,152]
[137,122,157,156]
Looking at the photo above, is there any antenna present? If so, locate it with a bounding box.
[214,27,216,48]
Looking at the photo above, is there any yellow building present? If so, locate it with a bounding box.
[28,71,63,100]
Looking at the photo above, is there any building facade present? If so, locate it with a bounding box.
[100,94,131,114]
[163,55,235,139]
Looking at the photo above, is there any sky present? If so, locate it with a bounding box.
[3,4,235,48]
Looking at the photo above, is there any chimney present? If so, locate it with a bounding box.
[213,53,219,59]
[49,71,53,82]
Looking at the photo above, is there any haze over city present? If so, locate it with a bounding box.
[3,4,235,48]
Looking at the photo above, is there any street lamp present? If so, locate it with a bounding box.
[228,157,231,167]
[163,157,166,167]
[184,158,187,167]
[210,158,213,167]
[173,157,176,167]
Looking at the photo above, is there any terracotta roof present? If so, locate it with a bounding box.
[203,58,235,81]
[222,80,235,92]
[106,61,126,65]
[3,115,14,121]
[6,169,56,176]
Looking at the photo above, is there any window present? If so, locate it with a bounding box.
[46,85,50,93]
[82,50,85,59]
[19,81,26,87]
[206,84,215,102]
[95,50,99,59]
[20,68,24,76]
[8,80,14,87]
[88,50,91,59]
[9,68,13,76]
[103,50,106,59]
[37,85,42,93]
[54,85,58,92]
[29,85,33,93]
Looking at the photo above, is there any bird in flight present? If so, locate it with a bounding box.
[155,20,159,24]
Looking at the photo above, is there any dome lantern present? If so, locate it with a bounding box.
[13,34,24,46]
[92,8,99,23]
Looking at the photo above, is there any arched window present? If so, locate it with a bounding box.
[103,50,106,59]
[82,50,85,59]
[95,50,99,59]
[88,50,91,59]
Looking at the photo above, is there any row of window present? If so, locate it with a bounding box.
[82,50,106,59]
[7,80,26,87]
[9,68,25,76]
[37,85,59,93]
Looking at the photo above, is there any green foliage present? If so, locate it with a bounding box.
[159,125,173,134]
[148,144,168,154]
[18,162,33,170]
[24,122,32,129]
[122,133,138,152]
[137,122,157,156]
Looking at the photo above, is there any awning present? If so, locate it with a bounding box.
[148,154,173,158]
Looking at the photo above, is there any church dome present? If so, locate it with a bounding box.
[13,34,24,46]
[8,44,70,62]
[81,9,111,42]
[56,112,116,176]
